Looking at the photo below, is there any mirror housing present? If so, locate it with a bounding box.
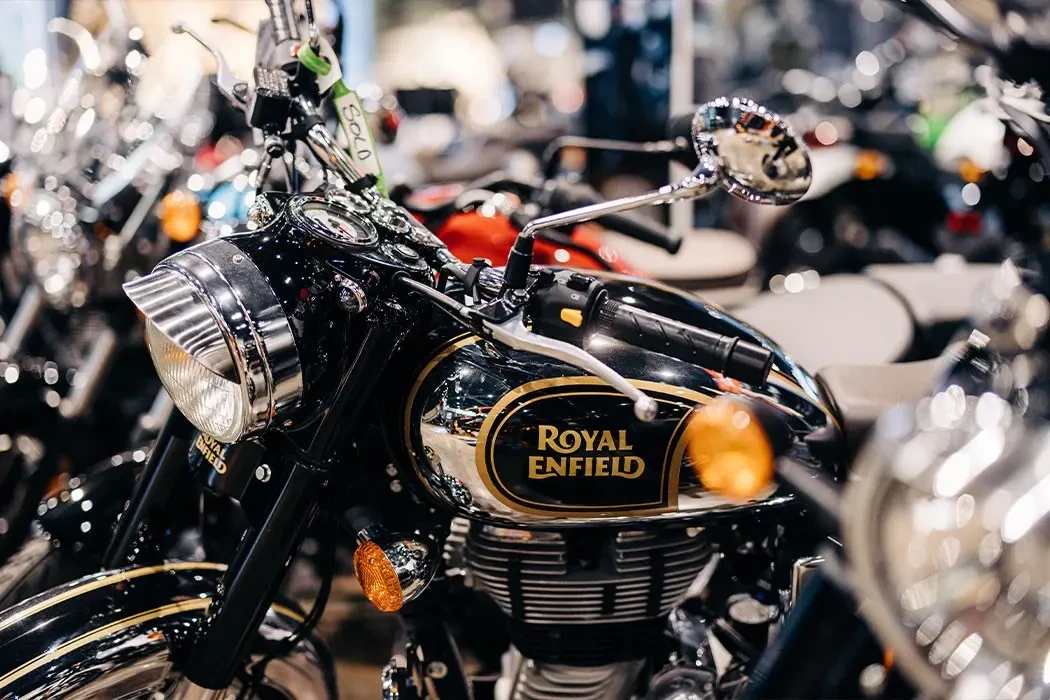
[692,97,812,205]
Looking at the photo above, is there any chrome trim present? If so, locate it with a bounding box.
[359,535,438,604]
[59,325,118,418]
[789,555,824,608]
[0,284,44,361]
[123,239,302,441]
[691,96,812,205]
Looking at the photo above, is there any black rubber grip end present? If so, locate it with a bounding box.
[726,339,775,387]
[502,235,535,290]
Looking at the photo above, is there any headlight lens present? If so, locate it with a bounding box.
[145,316,247,443]
[845,388,1050,700]
[124,238,302,443]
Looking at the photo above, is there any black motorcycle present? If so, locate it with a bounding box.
[0,3,923,699]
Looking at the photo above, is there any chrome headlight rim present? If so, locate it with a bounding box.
[124,238,302,442]
[843,394,1036,700]
[844,429,952,699]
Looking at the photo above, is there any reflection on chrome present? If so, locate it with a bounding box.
[846,388,1050,700]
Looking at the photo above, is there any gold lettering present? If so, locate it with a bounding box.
[528,424,646,479]
[614,456,645,479]
[538,426,558,452]
[194,434,227,474]
[559,431,581,453]
[528,455,547,479]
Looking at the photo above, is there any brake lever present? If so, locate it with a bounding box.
[395,276,658,421]
[47,18,103,73]
[482,315,659,422]
[171,21,249,111]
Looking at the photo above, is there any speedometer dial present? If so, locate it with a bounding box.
[291,199,379,250]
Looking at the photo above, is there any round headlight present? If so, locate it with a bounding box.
[846,388,1050,700]
[123,238,302,443]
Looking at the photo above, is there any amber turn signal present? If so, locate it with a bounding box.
[353,540,404,612]
[685,398,774,500]
[854,150,888,181]
[159,190,202,243]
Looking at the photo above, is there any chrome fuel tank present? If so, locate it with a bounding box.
[399,275,837,527]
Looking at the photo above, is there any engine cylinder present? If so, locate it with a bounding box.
[466,525,714,667]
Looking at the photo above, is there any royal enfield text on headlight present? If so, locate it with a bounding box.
[845,389,1050,700]
[123,239,302,443]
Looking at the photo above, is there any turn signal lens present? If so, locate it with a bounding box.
[353,541,404,612]
[854,150,887,181]
[159,190,201,243]
[685,398,774,500]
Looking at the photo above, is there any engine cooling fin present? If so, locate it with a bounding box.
[465,525,714,665]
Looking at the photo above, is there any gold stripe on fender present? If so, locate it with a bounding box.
[0,561,227,634]
[0,597,213,689]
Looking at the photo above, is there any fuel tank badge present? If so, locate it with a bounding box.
[475,377,713,516]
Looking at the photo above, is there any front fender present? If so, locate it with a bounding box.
[0,561,337,699]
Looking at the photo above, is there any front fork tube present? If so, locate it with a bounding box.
[397,585,475,700]
[184,321,401,690]
[181,457,325,690]
[102,409,196,569]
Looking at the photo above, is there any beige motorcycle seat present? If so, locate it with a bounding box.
[864,261,999,327]
[602,228,757,290]
[731,275,914,373]
[817,359,941,448]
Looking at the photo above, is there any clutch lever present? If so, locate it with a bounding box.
[395,276,658,422]
[171,21,249,111]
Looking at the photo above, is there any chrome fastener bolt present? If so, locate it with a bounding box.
[426,661,447,679]
[255,464,271,482]
[336,278,368,314]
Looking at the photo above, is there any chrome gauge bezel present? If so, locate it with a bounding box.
[323,188,373,216]
[371,199,414,236]
[288,197,380,251]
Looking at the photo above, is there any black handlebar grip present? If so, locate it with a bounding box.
[593,299,773,386]
[264,0,300,43]
[595,212,683,254]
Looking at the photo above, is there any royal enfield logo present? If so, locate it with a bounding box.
[475,378,714,516]
[194,433,228,474]
[528,426,644,479]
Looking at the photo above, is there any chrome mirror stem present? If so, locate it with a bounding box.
[518,155,721,242]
